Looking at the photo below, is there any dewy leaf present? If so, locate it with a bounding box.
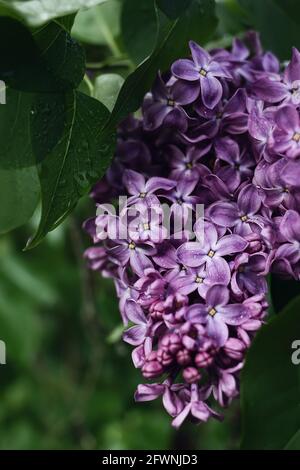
[239,0,300,59]
[241,296,300,449]
[107,0,217,127]
[72,1,121,51]
[27,91,116,249]
[93,74,124,112]
[0,0,107,27]
[121,0,158,64]
[0,167,40,234]
[0,17,85,92]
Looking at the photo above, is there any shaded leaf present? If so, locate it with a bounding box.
[241,295,300,449]
[0,17,85,92]
[0,167,39,234]
[239,0,300,59]
[121,0,157,64]
[0,89,36,169]
[107,0,218,127]
[27,91,116,249]
[157,0,192,19]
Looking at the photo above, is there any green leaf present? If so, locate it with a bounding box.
[27,91,116,249]
[54,14,77,32]
[241,296,300,449]
[121,0,157,64]
[93,74,124,112]
[157,0,193,19]
[216,0,247,36]
[0,0,107,27]
[239,0,300,59]
[72,1,121,53]
[107,0,218,127]
[0,17,85,92]
[0,167,39,234]
[271,276,300,314]
[0,89,36,169]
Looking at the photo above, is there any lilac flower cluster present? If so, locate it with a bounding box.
[84,33,300,428]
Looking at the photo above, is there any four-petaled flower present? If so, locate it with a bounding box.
[186,285,251,346]
[172,41,231,109]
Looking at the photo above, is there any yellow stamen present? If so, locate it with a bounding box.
[293,132,300,142]
[143,223,150,230]
[199,68,207,77]
[208,308,217,317]
[167,99,175,107]
[240,215,248,222]
[139,192,147,198]
[186,162,193,170]
[208,250,215,258]
[195,276,203,284]
[128,242,136,250]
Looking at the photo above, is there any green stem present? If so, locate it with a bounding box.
[83,74,94,96]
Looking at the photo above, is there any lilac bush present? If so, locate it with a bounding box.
[83,33,300,428]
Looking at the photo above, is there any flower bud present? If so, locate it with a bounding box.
[183,367,201,384]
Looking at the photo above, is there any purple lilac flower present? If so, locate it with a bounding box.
[172,41,231,109]
[177,222,247,284]
[209,184,263,235]
[215,137,255,192]
[252,47,300,104]
[83,33,300,428]
[273,105,300,159]
[142,73,193,132]
[186,285,251,346]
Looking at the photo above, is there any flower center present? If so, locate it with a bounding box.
[283,187,289,193]
[185,162,193,170]
[240,214,248,222]
[128,241,136,250]
[143,222,150,230]
[139,192,147,198]
[167,98,175,107]
[199,68,208,77]
[207,250,215,258]
[292,132,300,142]
[208,307,217,317]
[195,276,203,284]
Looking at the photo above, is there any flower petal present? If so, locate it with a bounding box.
[189,40,210,68]
[206,315,229,347]
[171,59,199,81]
[220,304,251,325]
[201,75,223,109]
[177,242,207,267]
[275,105,299,132]
[206,256,231,285]
[206,284,229,307]
[135,383,164,402]
[209,202,239,227]
[172,79,200,104]
[123,169,145,195]
[123,325,146,345]
[280,210,300,242]
[216,234,248,256]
